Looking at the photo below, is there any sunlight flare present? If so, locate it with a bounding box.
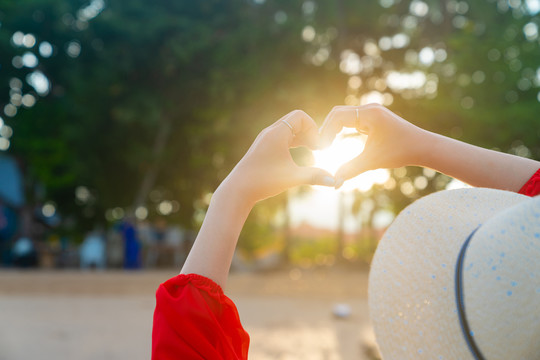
[312,129,390,192]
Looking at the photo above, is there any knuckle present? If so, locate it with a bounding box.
[364,102,380,108]
[366,103,383,111]
[292,109,307,117]
[260,127,273,138]
[363,104,384,117]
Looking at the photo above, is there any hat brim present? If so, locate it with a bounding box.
[368,188,529,359]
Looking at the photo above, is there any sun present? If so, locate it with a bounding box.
[312,128,389,192]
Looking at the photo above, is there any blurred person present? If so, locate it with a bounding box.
[154,217,167,245]
[12,236,38,267]
[148,217,167,267]
[119,216,141,269]
[106,226,124,268]
[151,108,540,359]
[165,225,185,268]
[11,206,42,268]
[0,155,25,266]
[79,228,106,269]
[0,202,17,266]
[56,235,79,268]
[138,219,158,268]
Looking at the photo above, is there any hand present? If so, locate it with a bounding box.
[222,110,335,205]
[319,104,427,189]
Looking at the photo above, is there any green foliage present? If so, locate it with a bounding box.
[288,236,337,267]
[1,0,539,247]
[238,195,286,259]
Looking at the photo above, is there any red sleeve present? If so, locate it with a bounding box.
[518,168,540,197]
[151,273,249,360]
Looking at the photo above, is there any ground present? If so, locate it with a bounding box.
[0,268,379,360]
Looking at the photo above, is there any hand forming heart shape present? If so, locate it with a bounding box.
[317,104,426,189]
[224,104,425,205]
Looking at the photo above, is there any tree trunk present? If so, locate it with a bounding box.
[131,117,172,212]
[282,192,291,265]
[336,191,346,263]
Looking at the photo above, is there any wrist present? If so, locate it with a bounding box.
[214,175,256,214]
[407,128,438,167]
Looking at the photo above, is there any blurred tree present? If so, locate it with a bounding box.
[336,1,537,204]
[301,0,540,261]
[0,0,344,235]
[0,0,538,257]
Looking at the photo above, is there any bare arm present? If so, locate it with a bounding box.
[180,110,335,288]
[319,104,540,191]
[420,131,538,191]
[180,181,253,289]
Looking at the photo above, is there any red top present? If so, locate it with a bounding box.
[151,273,249,360]
[518,168,540,197]
[151,169,540,360]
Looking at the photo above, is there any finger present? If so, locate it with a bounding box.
[333,153,375,189]
[290,121,319,150]
[273,110,320,149]
[294,166,336,187]
[319,105,374,148]
[319,107,345,148]
[320,106,359,147]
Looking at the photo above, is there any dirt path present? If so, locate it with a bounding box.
[0,269,378,360]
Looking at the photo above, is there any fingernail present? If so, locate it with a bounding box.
[335,177,344,189]
[322,176,335,187]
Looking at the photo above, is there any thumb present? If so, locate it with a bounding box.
[295,167,336,187]
[334,154,375,189]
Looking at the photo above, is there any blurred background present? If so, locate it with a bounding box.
[0,0,539,359]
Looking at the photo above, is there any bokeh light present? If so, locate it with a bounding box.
[42,202,56,217]
[75,186,91,203]
[409,1,429,17]
[26,71,50,95]
[77,0,105,21]
[302,26,316,42]
[66,41,81,58]
[135,206,148,220]
[22,52,39,68]
[0,138,9,151]
[39,41,53,58]
[157,200,173,216]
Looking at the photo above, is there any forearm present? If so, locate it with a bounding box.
[415,130,540,192]
[180,178,254,288]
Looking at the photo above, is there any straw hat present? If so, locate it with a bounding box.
[368,188,540,360]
